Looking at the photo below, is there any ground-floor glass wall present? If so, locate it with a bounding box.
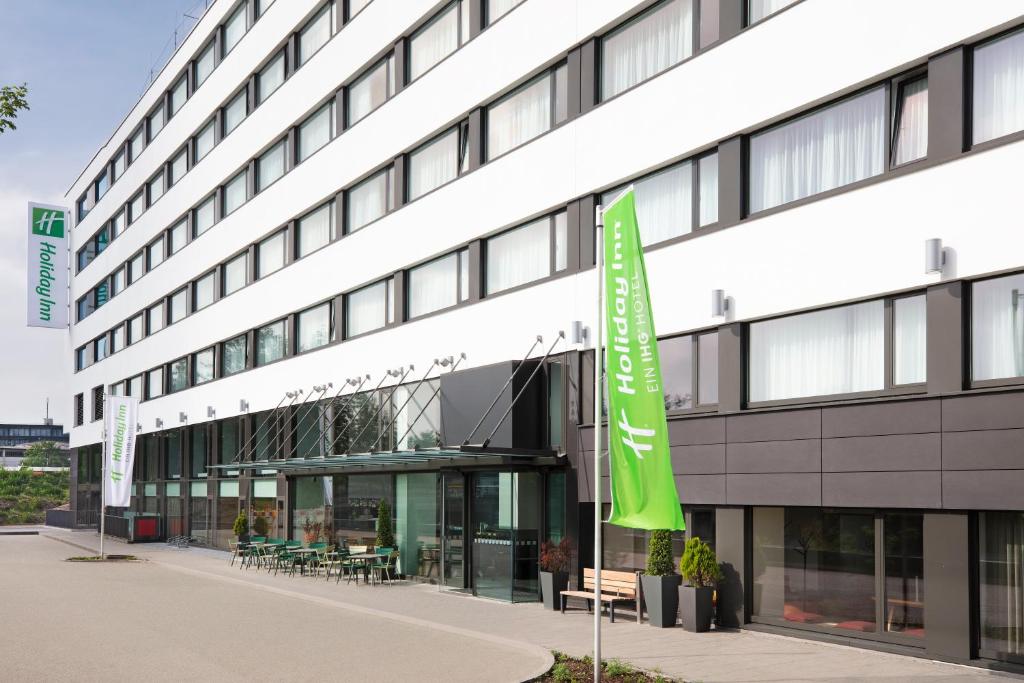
[332,474,393,546]
[166,483,184,537]
[979,511,1024,662]
[292,475,333,543]
[250,478,281,539]
[396,473,440,580]
[471,472,541,602]
[189,481,210,544]
[215,480,239,549]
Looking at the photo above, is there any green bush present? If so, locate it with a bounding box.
[252,514,269,537]
[645,529,675,576]
[232,512,248,538]
[679,536,722,588]
[376,499,395,548]
[0,469,69,525]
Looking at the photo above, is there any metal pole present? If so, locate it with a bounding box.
[294,378,359,458]
[593,204,604,681]
[397,354,466,448]
[99,392,107,559]
[462,336,542,445]
[368,360,441,452]
[481,332,565,447]
[278,384,332,458]
[329,374,388,455]
[345,367,413,454]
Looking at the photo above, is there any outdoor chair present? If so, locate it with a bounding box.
[371,551,399,586]
[229,540,241,566]
[323,549,348,581]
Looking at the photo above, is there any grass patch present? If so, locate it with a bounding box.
[534,652,680,682]
[67,555,139,562]
[0,469,69,525]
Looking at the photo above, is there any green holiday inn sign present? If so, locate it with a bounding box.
[26,203,68,329]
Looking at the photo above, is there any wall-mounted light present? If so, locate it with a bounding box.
[136,423,142,432]
[925,238,946,274]
[571,320,585,344]
[155,418,163,429]
[711,289,729,317]
[239,399,249,413]
[207,406,215,419]
[179,412,187,424]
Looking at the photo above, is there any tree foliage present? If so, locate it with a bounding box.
[0,469,69,525]
[232,512,249,538]
[679,536,722,588]
[376,499,395,548]
[645,529,676,576]
[0,83,29,134]
[20,441,68,468]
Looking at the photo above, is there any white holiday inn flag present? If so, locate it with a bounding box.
[104,396,139,507]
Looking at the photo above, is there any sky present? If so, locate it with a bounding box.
[0,0,204,429]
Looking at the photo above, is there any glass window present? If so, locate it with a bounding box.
[348,57,394,126]
[554,211,567,272]
[148,302,165,334]
[193,272,215,311]
[127,374,143,398]
[195,119,215,161]
[298,103,331,162]
[223,171,247,215]
[169,148,188,185]
[458,249,469,301]
[222,3,247,55]
[347,167,392,232]
[747,0,797,23]
[194,195,215,235]
[487,68,565,159]
[148,171,165,204]
[298,4,331,65]
[194,42,215,87]
[110,382,123,397]
[129,252,145,284]
[256,320,288,365]
[194,348,215,385]
[128,314,144,344]
[749,300,884,402]
[112,325,125,352]
[297,303,332,352]
[487,0,522,24]
[257,140,286,191]
[169,289,187,324]
[258,51,285,104]
[661,335,693,410]
[893,295,927,385]
[223,252,247,295]
[257,230,286,277]
[169,358,188,393]
[408,128,459,200]
[148,105,165,140]
[112,150,125,181]
[749,87,886,213]
[168,219,187,254]
[486,216,553,294]
[94,281,109,309]
[256,0,276,18]
[111,267,126,296]
[409,2,465,81]
[698,152,718,226]
[95,170,109,200]
[348,0,370,17]
[974,30,1024,144]
[147,368,164,399]
[972,272,1024,381]
[346,281,388,338]
[601,0,693,100]
[222,335,247,376]
[129,192,145,223]
[223,90,247,136]
[603,162,692,246]
[95,335,108,362]
[408,252,459,318]
[110,207,125,239]
[190,426,208,478]
[170,75,187,116]
[892,77,928,166]
[76,346,90,371]
[129,126,144,163]
[979,512,1024,657]
[296,203,331,257]
[698,331,718,405]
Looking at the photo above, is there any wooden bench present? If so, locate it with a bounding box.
[560,568,643,623]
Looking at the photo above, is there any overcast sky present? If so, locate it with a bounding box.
[0,0,203,429]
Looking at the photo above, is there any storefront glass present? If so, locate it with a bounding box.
[980,512,1024,659]
[292,475,333,543]
[471,472,541,602]
[396,473,440,580]
[332,474,393,546]
[251,478,281,539]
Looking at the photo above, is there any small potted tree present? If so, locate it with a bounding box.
[376,500,395,549]
[232,512,249,542]
[539,538,572,610]
[678,536,721,632]
[252,514,269,538]
[641,530,680,628]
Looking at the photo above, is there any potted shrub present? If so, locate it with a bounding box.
[539,538,572,610]
[376,500,395,549]
[641,529,680,628]
[232,512,249,542]
[678,536,722,632]
[252,514,269,538]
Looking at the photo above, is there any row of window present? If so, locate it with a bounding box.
[0,426,63,437]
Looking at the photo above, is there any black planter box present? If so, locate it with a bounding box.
[641,574,681,627]
[679,585,715,632]
[540,570,569,610]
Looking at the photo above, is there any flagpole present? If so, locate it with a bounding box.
[593,204,604,682]
[99,392,107,560]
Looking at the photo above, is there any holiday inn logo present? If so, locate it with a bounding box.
[32,207,65,238]
[26,202,69,329]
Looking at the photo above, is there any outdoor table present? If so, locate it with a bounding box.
[291,548,318,575]
[347,553,385,585]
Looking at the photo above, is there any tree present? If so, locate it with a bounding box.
[376,499,395,549]
[0,83,29,134]
[20,441,67,468]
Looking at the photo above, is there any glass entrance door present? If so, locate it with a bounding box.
[469,471,541,602]
[441,472,465,588]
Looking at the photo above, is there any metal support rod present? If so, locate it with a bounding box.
[233,391,290,463]
[295,378,359,459]
[99,392,107,559]
[345,366,413,455]
[398,354,466,449]
[462,336,543,446]
[328,373,389,455]
[248,390,303,462]
[480,332,565,448]
[368,359,442,453]
[593,204,604,681]
[277,383,332,459]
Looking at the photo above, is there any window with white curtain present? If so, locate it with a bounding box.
[129,126,144,163]
[698,152,718,226]
[348,0,371,18]
[129,253,144,284]
[487,65,567,159]
[409,2,467,81]
[169,219,188,253]
[893,295,927,385]
[147,237,164,269]
[129,192,145,223]
[113,150,125,181]
[258,51,286,104]
[111,209,125,237]
[111,267,125,297]
[973,29,1024,145]
[348,57,395,125]
[148,105,165,140]
[486,213,567,294]
[257,230,286,277]
[223,90,247,135]
[169,288,188,324]
[408,252,461,318]
[195,119,215,161]
[148,172,165,204]
[223,252,247,295]
[603,162,692,246]
[256,320,288,365]
[112,326,125,353]
[296,203,331,257]
[169,149,187,185]
[299,4,332,66]
[129,314,144,344]
[194,196,215,235]
[170,76,187,116]
[892,77,928,166]
[194,42,215,87]
[972,273,1024,381]
[194,348,215,385]
[147,368,164,399]
[257,140,286,191]
[346,281,388,338]
[408,127,463,200]
[298,103,331,162]
[749,300,885,402]
[347,167,393,232]
[223,170,247,215]
[222,3,247,56]
[487,0,523,24]
[601,0,693,100]
[748,87,885,213]
[297,303,332,352]
[193,272,215,311]
[747,0,797,24]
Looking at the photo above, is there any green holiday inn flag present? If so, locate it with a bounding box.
[603,189,685,531]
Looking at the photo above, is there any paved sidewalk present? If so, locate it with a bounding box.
[32,528,1024,682]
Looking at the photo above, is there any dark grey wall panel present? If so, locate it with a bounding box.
[822,433,941,472]
[942,429,1024,470]
[924,513,971,660]
[727,409,820,443]
[677,474,726,505]
[717,136,742,227]
[821,400,940,437]
[726,439,820,473]
[727,473,821,506]
[927,281,965,394]
[717,322,743,413]
[717,0,745,43]
[927,47,965,164]
[671,444,725,474]
[943,469,1024,510]
[943,392,1024,432]
[668,416,725,446]
[822,471,941,508]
